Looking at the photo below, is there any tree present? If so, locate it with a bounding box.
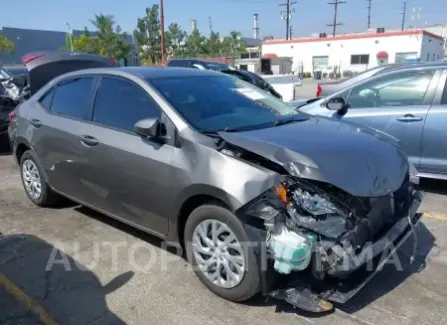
[0,35,15,54]
[134,5,161,64]
[221,31,246,57]
[164,23,187,58]
[90,14,131,60]
[184,29,207,57]
[205,31,223,57]
[72,29,100,54]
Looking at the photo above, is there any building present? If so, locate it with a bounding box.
[262,28,445,77]
[0,27,138,66]
[423,25,447,58]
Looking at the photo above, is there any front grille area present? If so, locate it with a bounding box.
[341,173,413,250]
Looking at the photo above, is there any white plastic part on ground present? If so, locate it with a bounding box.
[263,74,302,102]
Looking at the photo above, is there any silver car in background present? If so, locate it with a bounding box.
[295,62,447,180]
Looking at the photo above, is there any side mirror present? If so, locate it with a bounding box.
[134,118,170,143]
[326,97,346,111]
[134,118,160,138]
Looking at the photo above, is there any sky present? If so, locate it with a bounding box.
[1,0,447,39]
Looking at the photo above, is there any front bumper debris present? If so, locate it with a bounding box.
[266,191,423,312]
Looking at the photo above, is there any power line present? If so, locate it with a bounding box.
[401,1,408,31]
[279,0,297,40]
[327,0,346,37]
[367,0,372,29]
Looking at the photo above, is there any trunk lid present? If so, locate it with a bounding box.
[23,51,119,95]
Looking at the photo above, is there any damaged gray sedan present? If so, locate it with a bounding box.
[9,64,422,313]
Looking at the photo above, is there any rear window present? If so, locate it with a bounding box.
[50,77,96,120]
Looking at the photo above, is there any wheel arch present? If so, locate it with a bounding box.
[170,184,242,245]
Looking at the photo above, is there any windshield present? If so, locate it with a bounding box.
[149,75,306,132]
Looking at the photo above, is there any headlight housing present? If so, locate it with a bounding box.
[292,187,338,216]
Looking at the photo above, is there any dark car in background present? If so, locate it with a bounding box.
[297,62,447,181]
[167,59,283,99]
[222,69,283,99]
[8,58,422,313]
[0,52,118,150]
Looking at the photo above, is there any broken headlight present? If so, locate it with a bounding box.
[292,187,337,216]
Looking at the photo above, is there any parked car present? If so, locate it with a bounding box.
[1,52,118,150]
[296,62,447,181]
[221,69,283,99]
[9,58,422,312]
[167,59,283,99]
[314,63,414,97]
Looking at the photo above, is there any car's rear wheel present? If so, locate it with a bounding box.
[184,204,260,302]
[20,150,61,207]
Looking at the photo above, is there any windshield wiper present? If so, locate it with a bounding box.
[273,116,307,127]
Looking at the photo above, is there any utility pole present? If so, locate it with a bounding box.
[366,0,372,29]
[279,0,297,40]
[401,1,408,31]
[327,0,345,37]
[208,16,213,35]
[160,0,166,63]
[289,25,293,39]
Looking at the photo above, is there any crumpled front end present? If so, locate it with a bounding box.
[237,170,422,312]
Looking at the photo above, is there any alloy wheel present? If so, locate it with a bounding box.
[22,159,42,200]
[191,219,246,289]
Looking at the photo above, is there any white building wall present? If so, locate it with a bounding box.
[419,34,445,62]
[262,32,444,75]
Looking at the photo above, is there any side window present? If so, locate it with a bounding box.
[347,70,434,109]
[441,79,447,105]
[51,77,96,120]
[39,88,55,109]
[93,77,161,132]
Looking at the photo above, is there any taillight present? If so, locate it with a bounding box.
[8,111,16,122]
[22,54,45,64]
[316,84,322,97]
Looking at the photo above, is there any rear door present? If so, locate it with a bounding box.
[419,69,447,175]
[75,76,174,236]
[328,69,440,169]
[28,76,99,201]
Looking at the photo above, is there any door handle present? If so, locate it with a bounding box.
[30,118,42,127]
[80,135,99,146]
[396,114,423,122]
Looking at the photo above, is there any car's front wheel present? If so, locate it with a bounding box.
[20,150,60,207]
[184,204,260,302]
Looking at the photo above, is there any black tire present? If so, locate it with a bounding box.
[184,204,260,302]
[19,150,61,207]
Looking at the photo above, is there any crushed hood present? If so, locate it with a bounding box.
[218,116,409,197]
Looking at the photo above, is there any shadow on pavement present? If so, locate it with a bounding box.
[420,178,447,196]
[0,233,132,324]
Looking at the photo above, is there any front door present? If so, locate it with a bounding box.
[77,76,173,236]
[328,69,440,169]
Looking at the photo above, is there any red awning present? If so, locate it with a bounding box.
[263,53,278,59]
[376,51,388,59]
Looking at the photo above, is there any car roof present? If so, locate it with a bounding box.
[50,66,223,82]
